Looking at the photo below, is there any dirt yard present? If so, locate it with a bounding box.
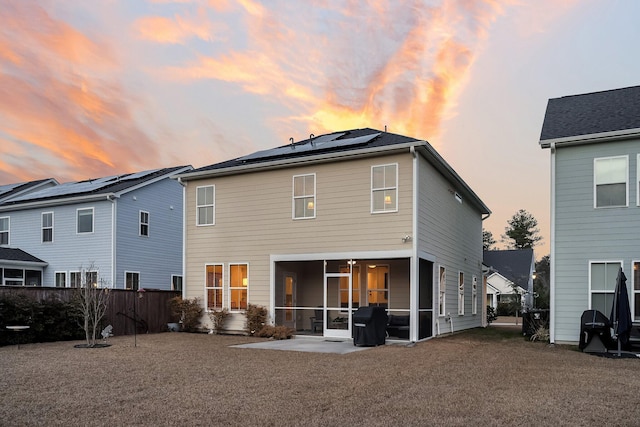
[1,327,639,426]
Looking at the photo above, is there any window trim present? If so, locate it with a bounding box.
[438,265,446,317]
[76,207,94,234]
[205,263,224,311]
[229,263,249,312]
[69,271,81,288]
[125,271,140,291]
[196,185,215,226]
[139,210,149,237]
[588,260,623,313]
[593,155,628,208]
[458,271,465,316]
[42,212,54,243]
[292,173,316,220]
[371,163,398,214]
[171,274,183,292]
[55,271,67,288]
[471,275,478,315]
[0,216,9,246]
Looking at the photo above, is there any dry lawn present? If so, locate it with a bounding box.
[1,326,639,426]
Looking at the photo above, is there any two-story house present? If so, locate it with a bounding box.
[176,128,490,341]
[540,85,640,344]
[483,249,535,311]
[0,166,192,290]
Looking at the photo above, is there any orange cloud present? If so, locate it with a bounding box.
[0,0,162,183]
[157,0,510,145]
[135,8,215,44]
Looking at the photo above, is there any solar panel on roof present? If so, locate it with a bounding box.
[238,131,379,163]
[121,169,161,181]
[0,183,21,196]
[8,180,112,202]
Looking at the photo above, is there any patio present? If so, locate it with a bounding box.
[2,328,640,426]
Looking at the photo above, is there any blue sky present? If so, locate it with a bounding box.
[1,0,639,258]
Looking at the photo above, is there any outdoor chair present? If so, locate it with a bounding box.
[310,309,323,333]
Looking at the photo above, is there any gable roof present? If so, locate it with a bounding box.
[0,166,192,211]
[0,247,47,266]
[539,85,640,148]
[483,249,534,290]
[0,179,58,203]
[177,128,490,215]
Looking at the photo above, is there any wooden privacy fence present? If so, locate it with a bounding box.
[0,286,180,337]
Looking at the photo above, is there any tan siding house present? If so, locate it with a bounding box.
[177,129,490,341]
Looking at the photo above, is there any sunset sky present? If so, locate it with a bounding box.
[1,0,639,258]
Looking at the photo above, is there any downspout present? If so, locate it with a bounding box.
[410,146,418,342]
[178,177,187,299]
[549,142,556,344]
[107,194,118,288]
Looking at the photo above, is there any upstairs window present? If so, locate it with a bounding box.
[139,211,149,236]
[42,212,53,243]
[594,156,627,208]
[0,217,9,245]
[372,164,398,213]
[77,208,94,234]
[197,185,215,225]
[293,174,315,219]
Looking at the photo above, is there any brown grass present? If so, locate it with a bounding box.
[1,326,639,426]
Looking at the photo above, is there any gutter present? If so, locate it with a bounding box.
[540,127,640,149]
[549,142,556,344]
[0,193,117,212]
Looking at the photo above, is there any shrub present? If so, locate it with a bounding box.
[530,325,550,342]
[169,296,203,332]
[208,308,230,334]
[256,325,295,340]
[497,301,519,316]
[244,304,267,336]
[486,305,497,324]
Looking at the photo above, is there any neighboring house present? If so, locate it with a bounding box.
[539,85,640,344]
[0,166,192,290]
[176,128,491,341]
[483,249,535,311]
[0,179,58,204]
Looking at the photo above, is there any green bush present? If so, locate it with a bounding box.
[0,293,84,347]
[497,301,520,316]
[244,304,267,336]
[486,305,497,324]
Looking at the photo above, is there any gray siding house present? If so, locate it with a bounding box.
[177,128,490,341]
[0,166,192,290]
[540,85,640,344]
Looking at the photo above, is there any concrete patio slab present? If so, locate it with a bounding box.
[231,337,374,354]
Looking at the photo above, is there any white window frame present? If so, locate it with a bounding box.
[0,216,9,246]
[196,185,215,226]
[472,275,478,315]
[588,260,623,314]
[172,274,183,292]
[76,208,94,234]
[69,271,81,288]
[292,173,316,219]
[458,271,465,315]
[205,263,224,311]
[125,271,140,290]
[42,212,54,243]
[55,271,67,288]
[139,211,149,237]
[438,266,446,317]
[633,261,640,322]
[594,155,628,208]
[229,263,249,312]
[371,163,398,213]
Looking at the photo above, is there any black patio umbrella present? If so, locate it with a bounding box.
[610,267,632,355]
